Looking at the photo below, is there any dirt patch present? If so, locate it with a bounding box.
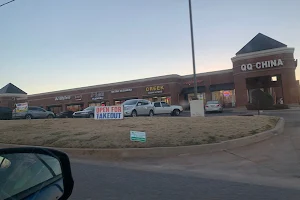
[0,116,279,148]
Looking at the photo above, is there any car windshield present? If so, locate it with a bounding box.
[123,100,138,105]
[207,101,219,104]
[83,107,94,111]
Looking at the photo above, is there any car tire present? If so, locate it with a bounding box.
[47,115,54,119]
[173,109,180,116]
[149,110,154,117]
[89,113,94,118]
[25,114,32,120]
[131,110,137,117]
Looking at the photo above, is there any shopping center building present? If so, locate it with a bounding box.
[1,33,299,113]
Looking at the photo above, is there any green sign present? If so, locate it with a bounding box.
[130,131,146,142]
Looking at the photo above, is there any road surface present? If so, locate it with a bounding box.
[69,109,300,200]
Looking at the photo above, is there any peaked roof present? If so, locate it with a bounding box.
[236,33,287,55]
[0,83,27,95]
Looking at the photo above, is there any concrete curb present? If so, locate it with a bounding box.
[0,118,285,159]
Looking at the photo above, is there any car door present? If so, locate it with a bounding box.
[161,102,172,114]
[142,100,152,115]
[153,102,163,114]
[135,101,145,115]
[33,107,47,118]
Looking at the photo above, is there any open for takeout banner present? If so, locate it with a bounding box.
[94,106,124,120]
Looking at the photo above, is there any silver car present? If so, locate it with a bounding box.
[123,99,154,117]
[205,100,223,113]
[12,106,55,119]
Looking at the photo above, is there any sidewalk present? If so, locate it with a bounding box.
[225,107,300,113]
[123,110,300,189]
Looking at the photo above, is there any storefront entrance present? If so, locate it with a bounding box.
[66,103,84,112]
[47,105,62,114]
[144,95,171,104]
[246,75,282,104]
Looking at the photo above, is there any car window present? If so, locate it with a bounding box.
[207,101,219,104]
[161,102,170,107]
[28,107,35,111]
[123,99,138,105]
[35,107,45,112]
[141,100,149,105]
[154,102,161,107]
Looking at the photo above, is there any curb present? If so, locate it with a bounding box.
[0,118,285,159]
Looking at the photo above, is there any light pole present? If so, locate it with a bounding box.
[188,0,198,100]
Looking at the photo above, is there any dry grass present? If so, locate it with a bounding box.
[0,116,279,148]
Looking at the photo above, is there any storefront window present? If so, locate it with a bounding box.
[89,102,109,107]
[187,93,205,102]
[67,104,83,112]
[47,106,62,114]
[144,96,171,104]
[212,90,235,107]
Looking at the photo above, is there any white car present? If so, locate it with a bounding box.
[205,100,223,113]
[152,101,183,116]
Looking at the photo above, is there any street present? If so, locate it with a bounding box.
[69,109,300,200]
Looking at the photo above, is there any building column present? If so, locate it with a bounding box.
[281,70,299,104]
[233,75,248,107]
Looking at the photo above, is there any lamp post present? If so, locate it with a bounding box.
[188,0,198,100]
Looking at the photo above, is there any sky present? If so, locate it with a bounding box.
[0,0,299,94]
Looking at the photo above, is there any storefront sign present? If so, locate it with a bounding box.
[55,96,71,101]
[111,88,132,93]
[91,92,104,100]
[94,106,123,120]
[74,95,82,101]
[130,131,146,142]
[223,91,231,97]
[15,103,28,113]
[146,86,164,95]
[240,59,283,71]
[184,80,203,85]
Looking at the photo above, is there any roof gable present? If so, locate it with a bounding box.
[236,33,287,55]
[0,83,27,95]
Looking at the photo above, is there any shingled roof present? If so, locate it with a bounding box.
[236,33,287,55]
[0,83,27,95]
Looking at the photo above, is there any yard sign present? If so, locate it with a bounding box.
[94,106,123,120]
[130,131,146,142]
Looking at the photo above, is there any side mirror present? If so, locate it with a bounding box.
[137,103,142,106]
[0,147,74,200]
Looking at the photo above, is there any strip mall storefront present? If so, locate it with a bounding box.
[3,33,298,112]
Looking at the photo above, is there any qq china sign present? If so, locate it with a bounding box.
[145,86,164,95]
[94,106,124,120]
[240,59,283,72]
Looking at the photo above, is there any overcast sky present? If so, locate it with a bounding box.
[0,0,299,94]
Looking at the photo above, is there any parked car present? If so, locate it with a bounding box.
[73,106,95,118]
[0,106,12,120]
[123,99,154,117]
[56,110,74,118]
[12,106,55,119]
[152,101,183,116]
[205,100,223,113]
